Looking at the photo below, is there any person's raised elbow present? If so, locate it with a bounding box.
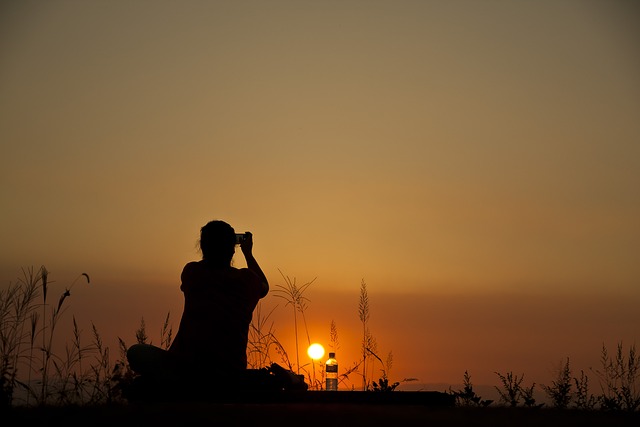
[260,280,269,298]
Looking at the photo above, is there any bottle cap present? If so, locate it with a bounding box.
[329,352,335,358]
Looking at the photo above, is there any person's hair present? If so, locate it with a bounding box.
[199,220,236,265]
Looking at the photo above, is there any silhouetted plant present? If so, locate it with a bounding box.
[593,342,640,412]
[363,329,378,386]
[335,360,362,391]
[449,370,493,407]
[272,269,316,375]
[88,323,113,404]
[520,382,542,408]
[38,268,91,402]
[495,371,539,407]
[371,376,400,392]
[46,321,113,405]
[159,312,173,350]
[0,266,104,406]
[0,370,10,408]
[367,350,399,392]
[359,279,370,390]
[135,317,148,344]
[356,280,402,392]
[110,337,136,401]
[574,369,597,410]
[0,267,41,407]
[247,302,280,368]
[47,316,91,404]
[542,358,573,409]
[329,319,339,354]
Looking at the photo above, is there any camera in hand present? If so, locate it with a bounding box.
[235,233,248,245]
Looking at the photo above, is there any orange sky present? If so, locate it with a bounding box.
[1,1,639,391]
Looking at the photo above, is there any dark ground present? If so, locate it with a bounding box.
[7,403,640,427]
[5,392,640,427]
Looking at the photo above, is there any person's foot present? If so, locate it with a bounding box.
[269,363,308,391]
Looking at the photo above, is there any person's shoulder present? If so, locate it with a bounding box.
[182,261,201,273]
[183,261,201,269]
[181,261,204,280]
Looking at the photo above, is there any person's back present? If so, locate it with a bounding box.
[169,260,266,378]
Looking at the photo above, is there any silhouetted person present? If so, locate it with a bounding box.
[126,220,270,398]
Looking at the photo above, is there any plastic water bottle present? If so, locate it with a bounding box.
[325,352,338,391]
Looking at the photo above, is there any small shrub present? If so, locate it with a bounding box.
[495,371,523,407]
[542,358,573,409]
[574,369,597,410]
[370,376,399,392]
[593,342,640,412]
[520,382,542,408]
[495,371,540,407]
[449,370,493,407]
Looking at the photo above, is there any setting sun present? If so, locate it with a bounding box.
[307,343,325,361]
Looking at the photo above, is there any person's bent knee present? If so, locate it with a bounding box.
[126,343,147,372]
[126,343,175,378]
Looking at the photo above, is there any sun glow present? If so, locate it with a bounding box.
[307,343,325,360]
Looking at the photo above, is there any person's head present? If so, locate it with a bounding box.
[199,220,235,266]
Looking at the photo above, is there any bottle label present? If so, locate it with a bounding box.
[326,365,338,373]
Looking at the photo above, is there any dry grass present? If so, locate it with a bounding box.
[0,266,112,406]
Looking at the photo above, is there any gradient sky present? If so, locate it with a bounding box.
[1,1,639,390]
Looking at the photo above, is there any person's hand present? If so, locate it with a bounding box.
[240,232,254,256]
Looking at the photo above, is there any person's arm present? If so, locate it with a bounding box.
[240,232,269,297]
